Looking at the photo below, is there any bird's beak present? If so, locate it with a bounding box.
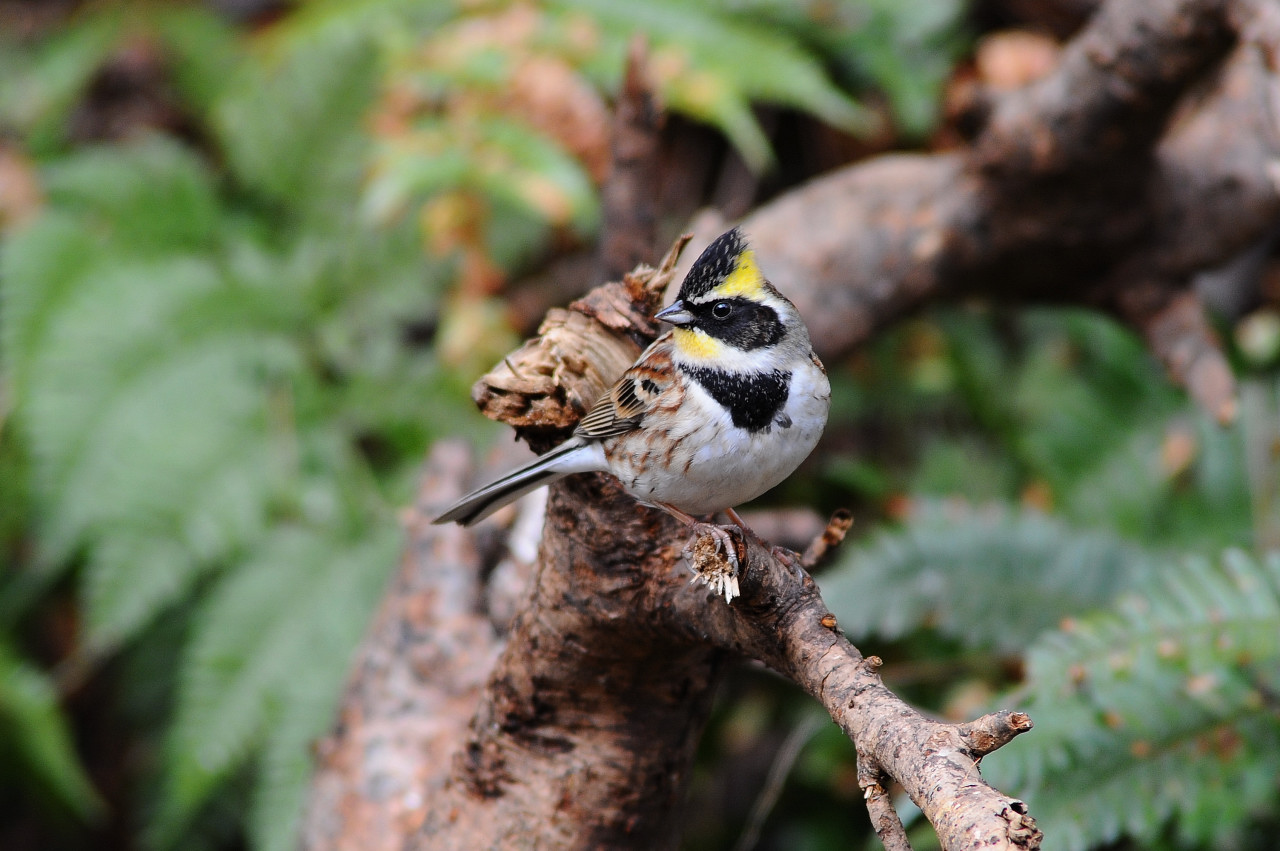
[654,300,695,326]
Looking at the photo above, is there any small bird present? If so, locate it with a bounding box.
[433,227,830,600]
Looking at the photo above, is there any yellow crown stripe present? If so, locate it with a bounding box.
[710,249,764,300]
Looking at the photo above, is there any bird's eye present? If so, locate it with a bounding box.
[711,302,732,319]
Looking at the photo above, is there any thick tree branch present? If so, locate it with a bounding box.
[302,443,502,851]
[732,0,1278,421]
[973,0,1233,179]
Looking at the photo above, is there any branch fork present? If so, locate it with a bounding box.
[672,515,1040,850]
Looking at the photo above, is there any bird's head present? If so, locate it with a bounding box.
[655,228,801,368]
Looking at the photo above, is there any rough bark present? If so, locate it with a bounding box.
[301,445,503,851]
[302,0,1280,848]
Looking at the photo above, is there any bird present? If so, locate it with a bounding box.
[433,227,831,601]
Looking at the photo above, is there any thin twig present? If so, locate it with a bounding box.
[860,763,914,851]
[732,714,825,851]
[595,36,663,284]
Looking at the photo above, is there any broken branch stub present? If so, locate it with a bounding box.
[472,235,690,451]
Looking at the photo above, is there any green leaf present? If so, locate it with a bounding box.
[0,211,101,398]
[909,436,1017,501]
[17,253,284,645]
[1056,414,1251,550]
[264,0,457,53]
[40,138,222,254]
[0,10,124,152]
[150,6,245,114]
[0,427,39,626]
[0,642,104,820]
[821,500,1160,652]
[983,550,1280,850]
[156,524,398,849]
[365,115,599,234]
[703,0,968,137]
[830,0,967,136]
[215,28,380,214]
[935,308,1251,549]
[3,156,295,644]
[548,0,875,170]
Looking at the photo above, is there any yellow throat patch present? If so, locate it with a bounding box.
[672,326,725,361]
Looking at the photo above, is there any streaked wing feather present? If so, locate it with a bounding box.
[575,379,646,439]
[574,342,673,441]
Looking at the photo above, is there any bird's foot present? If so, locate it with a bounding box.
[724,507,809,581]
[682,522,742,603]
[769,544,809,581]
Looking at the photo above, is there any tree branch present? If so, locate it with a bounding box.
[661,533,1040,850]
[733,0,1277,421]
[595,37,663,285]
[302,443,502,851]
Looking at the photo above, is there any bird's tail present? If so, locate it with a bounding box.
[431,439,597,527]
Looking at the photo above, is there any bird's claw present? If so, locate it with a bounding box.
[683,523,741,603]
[770,545,809,581]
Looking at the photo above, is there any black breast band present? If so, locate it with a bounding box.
[685,367,791,433]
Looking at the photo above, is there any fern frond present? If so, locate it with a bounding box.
[937,308,1251,549]
[0,641,104,821]
[364,115,599,233]
[549,0,875,169]
[982,550,1280,850]
[0,6,240,152]
[0,10,124,152]
[820,500,1160,652]
[215,28,379,213]
[156,524,398,849]
[1,212,101,403]
[13,249,284,646]
[40,146,219,257]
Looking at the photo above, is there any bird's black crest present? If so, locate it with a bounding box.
[678,227,747,302]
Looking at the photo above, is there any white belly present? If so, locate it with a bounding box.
[615,363,829,516]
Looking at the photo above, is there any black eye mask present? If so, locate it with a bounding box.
[691,297,785,350]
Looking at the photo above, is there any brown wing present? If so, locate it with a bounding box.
[574,337,674,441]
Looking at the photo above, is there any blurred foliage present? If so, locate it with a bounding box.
[0,640,104,823]
[804,308,1275,851]
[2,61,464,851]
[710,0,968,137]
[821,500,1163,655]
[2,2,1274,851]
